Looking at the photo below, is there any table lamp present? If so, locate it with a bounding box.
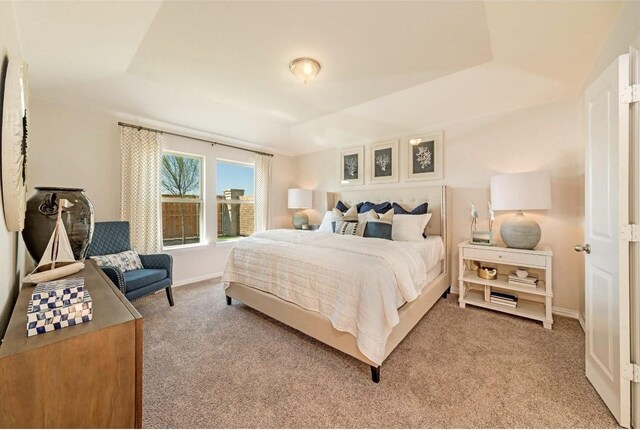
[288,188,312,229]
[490,171,551,249]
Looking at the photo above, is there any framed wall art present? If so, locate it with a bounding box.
[370,139,398,184]
[339,146,364,186]
[406,131,443,181]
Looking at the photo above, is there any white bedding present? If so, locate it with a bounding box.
[221,229,444,365]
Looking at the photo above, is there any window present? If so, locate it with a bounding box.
[161,151,204,247]
[216,160,255,242]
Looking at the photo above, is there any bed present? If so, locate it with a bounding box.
[222,185,451,382]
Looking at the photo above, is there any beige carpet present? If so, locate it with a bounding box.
[134,280,619,428]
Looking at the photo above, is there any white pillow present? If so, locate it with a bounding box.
[317,211,333,233]
[392,213,432,241]
[332,206,358,221]
[367,208,394,222]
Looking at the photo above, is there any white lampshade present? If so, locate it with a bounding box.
[288,188,312,209]
[490,171,552,211]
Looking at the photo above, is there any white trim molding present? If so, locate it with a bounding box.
[551,306,580,320]
[173,272,223,288]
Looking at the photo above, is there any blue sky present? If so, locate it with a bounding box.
[216,161,254,196]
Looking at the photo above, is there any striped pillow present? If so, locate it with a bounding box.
[334,220,365,236]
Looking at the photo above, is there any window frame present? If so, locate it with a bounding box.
[161,149,206,250]
[215,158,256,243]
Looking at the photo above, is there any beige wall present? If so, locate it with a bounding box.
[27,98,297,286]
[296,98,583,314]
[28,100,121,220]
[0,2,24,336]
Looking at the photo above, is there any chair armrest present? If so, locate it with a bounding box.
[100,266,126,294]
[139,253,173,281]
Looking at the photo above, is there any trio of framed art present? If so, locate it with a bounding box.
[339,131,444,186]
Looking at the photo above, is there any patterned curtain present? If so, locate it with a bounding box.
[254,153,273,232]
[120,126,163,253]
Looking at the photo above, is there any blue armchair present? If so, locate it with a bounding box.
[87,221,174,306]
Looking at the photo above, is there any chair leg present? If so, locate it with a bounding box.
[165,286,175,306]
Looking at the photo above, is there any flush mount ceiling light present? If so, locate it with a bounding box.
[289,57,321,84]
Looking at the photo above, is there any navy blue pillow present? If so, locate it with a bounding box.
[335,200,349,212]
[364,221,392,240]
[335,201,364,213]
[359,201,392,214]
[392,202,428,215]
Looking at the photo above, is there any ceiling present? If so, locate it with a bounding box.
[12,1,621,155]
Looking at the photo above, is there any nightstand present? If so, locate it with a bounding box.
[458,241,553,329]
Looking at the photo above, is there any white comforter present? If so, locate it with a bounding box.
[222,229,444,365]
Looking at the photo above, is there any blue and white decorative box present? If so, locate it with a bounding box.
[26,290,93,337]
[27,293,93,323]
[31,278,84,301]
[30,292,85,312]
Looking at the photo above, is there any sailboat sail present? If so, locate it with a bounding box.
[23,198,84,284]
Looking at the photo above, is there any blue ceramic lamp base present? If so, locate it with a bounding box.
[500,211,541,249]
[292,211,309,229]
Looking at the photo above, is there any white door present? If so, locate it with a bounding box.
[582,54,631,428]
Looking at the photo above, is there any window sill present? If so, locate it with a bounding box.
[215,237,247,246]
[162,242,210,253]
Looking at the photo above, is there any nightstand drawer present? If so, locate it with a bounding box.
[462,247,546,267]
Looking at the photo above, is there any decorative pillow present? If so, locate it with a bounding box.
[359,201,392,214]
[334,220,365,236]
[364,209,394,240]
[90,250,143,272]
[392,202,429,215]
[392,213,432,241]
[335,201,364,213]
[332,206,358,232]
[335,200,350,213]
[317,211,334,233]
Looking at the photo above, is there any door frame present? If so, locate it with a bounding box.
[631,33,640,430]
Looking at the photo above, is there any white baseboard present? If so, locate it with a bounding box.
[551,306,580,320]
[578,314,585,332]
[173,272,223,287]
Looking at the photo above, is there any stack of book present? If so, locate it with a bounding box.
[508,272,539,288]
[26,278,93,337]
[490,291,518,308]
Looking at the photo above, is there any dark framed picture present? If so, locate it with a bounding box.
[407,131,443,181]
[339,146,364,186]
[370,139,398,184]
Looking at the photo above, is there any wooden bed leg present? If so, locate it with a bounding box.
[370,366,380,383]
[226,295,232,306]
[441,286,451,299]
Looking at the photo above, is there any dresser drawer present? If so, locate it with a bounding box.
[462,247,546,267]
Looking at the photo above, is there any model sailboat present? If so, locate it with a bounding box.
[23,198,84,284]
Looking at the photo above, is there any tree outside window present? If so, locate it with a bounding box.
[161,152,203,247]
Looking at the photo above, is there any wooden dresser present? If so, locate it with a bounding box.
[0,261,143,428]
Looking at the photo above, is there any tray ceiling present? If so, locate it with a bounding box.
[13,1,621,154]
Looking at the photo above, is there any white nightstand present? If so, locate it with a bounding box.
[458,241,553,329]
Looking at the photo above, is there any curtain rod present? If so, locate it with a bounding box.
[117,121,274,157]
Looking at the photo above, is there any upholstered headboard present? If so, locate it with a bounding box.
[330,185,452,276]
